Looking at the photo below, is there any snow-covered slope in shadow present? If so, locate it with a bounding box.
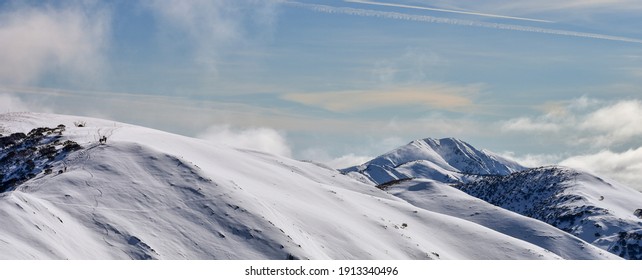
[457,166,642,259]
[0,112,562,260]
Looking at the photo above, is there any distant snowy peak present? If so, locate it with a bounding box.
[417,138,525,175]
[342,137,526,186]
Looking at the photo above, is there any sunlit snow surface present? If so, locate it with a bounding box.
[0,113,619,259]
[343,135,642,259]
[342,138,526,186]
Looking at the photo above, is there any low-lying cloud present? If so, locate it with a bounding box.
[500,117,561,133]
[561,148,642,191]
[0,94,46,113]
[498,151,562,168]
[579,100,642,147]
[197,125,292,157]
[299,148,373,169]
[501,99,642,148]
[500,97,642,191]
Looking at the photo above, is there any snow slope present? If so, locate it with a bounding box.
[457,166,642,259]
[384,179,618,259]
[0,112,566,260]
[341,136,634,259]
[341,138,526,186]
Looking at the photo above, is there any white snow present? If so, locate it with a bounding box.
[342,137,526,186]
[0,112,567,260]
[339,133,636,259]
[385,178,619,259]
[456,166,642,259]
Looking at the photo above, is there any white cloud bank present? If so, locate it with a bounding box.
[498,151,562,168]
[197,125,292,157]
[500,117,561,133]
[501,99,642,148]
[500,97,642,191]
[0,3,109,85]
[561,148,642,191]
[299,136,405,169]
[197,124,391,169]
[299,148,372,169]
[326,154,373,169]
[579,100,642,147]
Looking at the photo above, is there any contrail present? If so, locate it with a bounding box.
[285,2,642,44]
[345,0,554,23]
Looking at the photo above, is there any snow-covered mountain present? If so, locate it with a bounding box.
[383,178,616,259]
[343,137,642,260]
[1,112,583,260]
[341,137,526,186]
[457,166,642,259]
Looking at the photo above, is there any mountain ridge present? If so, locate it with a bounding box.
[341,137,526,186]
[1,112,586,260]
[457,166,642,259]
[342,136,642,259]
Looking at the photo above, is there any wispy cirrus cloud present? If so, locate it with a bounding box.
[282,84,480,112]
[344,0,554,23]
[286,1,642,44]
[483,0,642,13]
[145,0,282,73]
[369,48,448,85]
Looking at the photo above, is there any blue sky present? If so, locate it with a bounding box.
[2,0,642,189]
